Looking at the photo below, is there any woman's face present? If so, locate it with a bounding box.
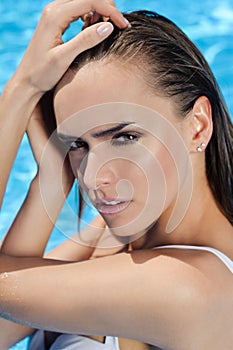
[54,61,191,237]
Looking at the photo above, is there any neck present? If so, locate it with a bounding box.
[131,180,233,257]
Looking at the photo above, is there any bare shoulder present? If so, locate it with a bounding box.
[148,246,233,311]
[150,245,233,282]
[144,247,233,349]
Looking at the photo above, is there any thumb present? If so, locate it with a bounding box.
[60,22,114,64]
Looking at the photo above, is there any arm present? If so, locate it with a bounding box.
[0,249,214,349]
[0,101,74,348]
[1,101,74,258]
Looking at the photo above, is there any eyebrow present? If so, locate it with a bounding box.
[57,122,135,142]
[91,122,135,138]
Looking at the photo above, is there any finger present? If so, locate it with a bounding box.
[36,0,128,52]
[52,0,129,29]
[91,12,102,25]
[82,14,93,30]
[82,12,102,30]
[81,0,117,25]
[81,12,94,22]
[82,13,101,30]
[57,22,114,65]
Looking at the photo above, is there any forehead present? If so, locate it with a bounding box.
[54,60,154,122]
[54,60,179,138]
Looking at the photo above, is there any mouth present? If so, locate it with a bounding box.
[95,198,131,215]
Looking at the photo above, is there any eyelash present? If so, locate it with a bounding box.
[68,132,140,152]
[111,132,140,146]
[69,140,87,152]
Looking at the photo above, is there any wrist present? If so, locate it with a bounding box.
[3,74,43,105]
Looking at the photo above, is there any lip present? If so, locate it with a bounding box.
[95,199,131,215]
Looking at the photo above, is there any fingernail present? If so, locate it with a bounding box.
[97,23,113,37]
[123,17,130,27]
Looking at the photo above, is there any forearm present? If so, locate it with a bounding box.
[0,252,67,347]
[0,251,157,339]
[0,77,42,208]
[1,173,71,257]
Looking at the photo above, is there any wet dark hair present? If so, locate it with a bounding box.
[70,10,233,225]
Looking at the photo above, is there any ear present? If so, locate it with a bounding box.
[189,96,213,153]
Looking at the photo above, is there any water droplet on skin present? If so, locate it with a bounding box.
[0,272,9,279]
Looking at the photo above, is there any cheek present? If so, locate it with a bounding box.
[129,141,179,209]
[148,143,179,209]
[114,160,148,199]
[115,155,166,204]
[156,146,179,197]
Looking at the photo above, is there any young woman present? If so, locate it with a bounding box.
[0,0,232,349]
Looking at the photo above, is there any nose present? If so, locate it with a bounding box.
[81,151,117,190]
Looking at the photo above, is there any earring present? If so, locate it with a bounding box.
[196,142,206,152]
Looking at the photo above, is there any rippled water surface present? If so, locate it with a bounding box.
[0,0,233,349]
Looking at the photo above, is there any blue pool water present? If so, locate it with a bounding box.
[0,0,233,349]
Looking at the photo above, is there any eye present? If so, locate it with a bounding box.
[69,139,88,152]
[111,132,140,146]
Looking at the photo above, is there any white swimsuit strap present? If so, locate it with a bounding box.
[29,333,120,350]
[154,245,233,273]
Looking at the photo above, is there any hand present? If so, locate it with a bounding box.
[15,0,129,94]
